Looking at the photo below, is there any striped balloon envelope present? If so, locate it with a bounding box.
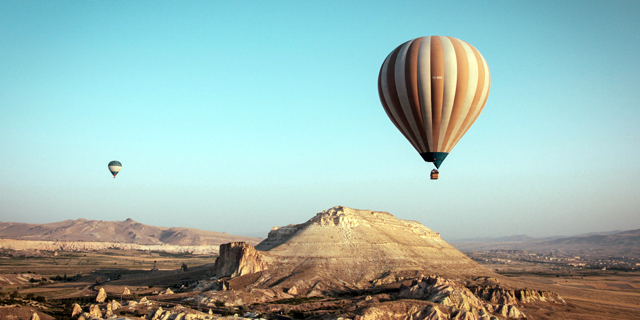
[378,36,490,170]
[108,160,122,178]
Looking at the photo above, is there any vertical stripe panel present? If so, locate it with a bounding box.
[379,44,422,151]
[449,45,490,149]
[438,36,458,151]
[378,57,411,145]
[394,40,426,151]
[444,40,479,152]
[405,38,429,152]
[441,37,469,150]
[429,36,445,151]
[417,37,433,152]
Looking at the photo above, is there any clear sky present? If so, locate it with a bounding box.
[1,1,639,241]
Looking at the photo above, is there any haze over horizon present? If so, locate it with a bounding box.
[2,1,639,241]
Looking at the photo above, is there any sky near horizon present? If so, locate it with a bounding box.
[1,1,639,241]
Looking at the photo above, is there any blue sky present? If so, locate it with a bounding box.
[1,1,639,240]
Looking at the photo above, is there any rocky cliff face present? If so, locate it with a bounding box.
[215,242,268,278]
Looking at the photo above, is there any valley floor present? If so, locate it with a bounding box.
[1,248,639,319]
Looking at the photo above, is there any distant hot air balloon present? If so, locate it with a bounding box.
[378,36,491,179]
[108,160,122,178]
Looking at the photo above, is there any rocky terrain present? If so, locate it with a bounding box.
[245,206,494,291]
[0,218,262,254]
[0,239,222,255]
[3,206,637,319]
[190,206,567,319]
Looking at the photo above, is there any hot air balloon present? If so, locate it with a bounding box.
[108,160,122,178]
[378,36,490,179]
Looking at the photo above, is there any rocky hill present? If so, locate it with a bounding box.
[199,206,571,319]
[452,229,640,257]
[0,218,262,253]
[214,206,496,294]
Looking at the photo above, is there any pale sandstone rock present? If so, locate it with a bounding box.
[89,304,102,318]
[105,302,112,317]
[30,312,40,320]
[96,287,107,302]
[71,303,83,317]
[249,206,492,292]
[286,286,298,295]
[399,276,487,315]
[419,306,447,320]
[149,307,163,320]
[123,287,131,295]
[215,242,267,278]
[110,299,121,311]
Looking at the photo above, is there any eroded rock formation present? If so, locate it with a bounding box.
[214,242,268,278]
[215,206,493,294]
[202,206,566,320]
[95,287,107,303]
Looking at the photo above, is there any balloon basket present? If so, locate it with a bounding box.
[430,169,439,180]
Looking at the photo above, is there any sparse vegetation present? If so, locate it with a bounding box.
[272,296,325,305]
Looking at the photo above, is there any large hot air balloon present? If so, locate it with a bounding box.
[378,36,490,179]
[108,160,122,178]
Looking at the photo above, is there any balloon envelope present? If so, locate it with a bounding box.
[378,36,490,168]
[108,160,122,178]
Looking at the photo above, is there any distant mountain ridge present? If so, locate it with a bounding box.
[0,218,262,246]
[451,229,640,257]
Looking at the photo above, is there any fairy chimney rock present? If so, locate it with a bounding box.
[96,287,107,302]
[71,303,83,317]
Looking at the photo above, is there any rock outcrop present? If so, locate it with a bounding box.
[233,206,493,293]
[110,300,121,312]
[88,304,101,318]
[201,206,566,320]
[215,242,268,278]
[71,303,82,317]
[468,285,565,305]
[398,276,488,314]
[95,287,107,303]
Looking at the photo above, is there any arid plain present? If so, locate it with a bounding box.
[0,207,638,319]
